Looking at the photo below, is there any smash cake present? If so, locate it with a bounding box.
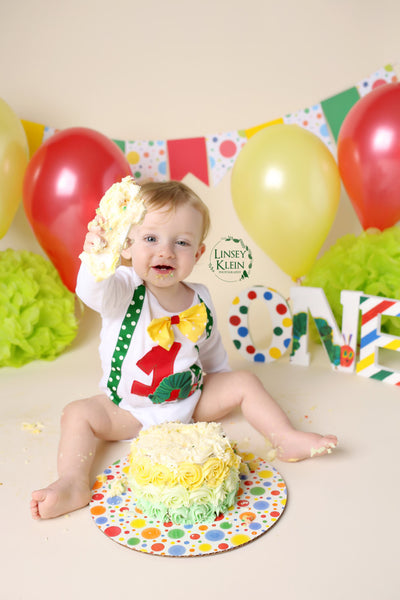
[127,421,242,525]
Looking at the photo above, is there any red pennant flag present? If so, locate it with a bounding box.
[167,137,209,185]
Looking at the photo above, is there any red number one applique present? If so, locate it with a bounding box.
[131,342,181,397]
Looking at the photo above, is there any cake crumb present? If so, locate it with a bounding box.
[109,477,127,497]
[21,422,44,434]
[247,458,262,471]
[310,442,336,457]
[239,462,251,476]
[263,447,277,462]
[261,438,277,462]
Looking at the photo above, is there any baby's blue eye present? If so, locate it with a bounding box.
[176,240,189,246]
[145,235,157,243]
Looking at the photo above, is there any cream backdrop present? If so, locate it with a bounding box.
[2,0,395,357]
[2,2,400,599]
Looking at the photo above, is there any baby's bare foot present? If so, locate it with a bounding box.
[31,478,91,519]
[271,431,338,462]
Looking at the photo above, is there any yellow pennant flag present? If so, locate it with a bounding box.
[21,120,45,158]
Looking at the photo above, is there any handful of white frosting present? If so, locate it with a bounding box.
[79,176,145,281]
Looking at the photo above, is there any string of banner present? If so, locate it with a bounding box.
[21,64,397,188]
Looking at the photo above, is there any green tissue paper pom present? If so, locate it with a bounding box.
[302,226,400,337]
[0,249,78,367]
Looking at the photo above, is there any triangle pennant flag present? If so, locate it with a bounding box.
[167,137,209,185]
[112,138,126,154]
[356,64,397,97]
[21,120,46,158]
[206,130,246,187]
[125,139,168,183]
[283,104,334,154]
[245,118,283,139]
[321,87,360,142]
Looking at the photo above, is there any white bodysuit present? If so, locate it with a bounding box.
[76,263,230,428]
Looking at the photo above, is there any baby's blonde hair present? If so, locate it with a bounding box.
[139,181,210,243]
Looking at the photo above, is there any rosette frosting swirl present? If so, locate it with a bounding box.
[127,422,241,525]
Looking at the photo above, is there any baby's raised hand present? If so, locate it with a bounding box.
[79,176,144,281]
[83,216,107,253]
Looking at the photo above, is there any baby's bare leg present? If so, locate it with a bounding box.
[194,371,337,462]
[30,394,141,520]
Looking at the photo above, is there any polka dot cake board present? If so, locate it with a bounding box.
[90,456,287,557]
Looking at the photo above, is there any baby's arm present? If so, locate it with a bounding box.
[195,284,231,374]
[77,215,133,313]
[83,216,107,253]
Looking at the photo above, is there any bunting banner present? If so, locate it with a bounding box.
[21,64,398,187]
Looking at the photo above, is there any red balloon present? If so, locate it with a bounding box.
[23,127,131,292]
[338,83,400,230]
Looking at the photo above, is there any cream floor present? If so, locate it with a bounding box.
[2,304,400,600]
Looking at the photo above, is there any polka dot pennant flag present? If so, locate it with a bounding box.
[283,104,335,155]
[125,139,168,183]
[206,130,247,187]
[42,125,58,144]
[356,64,398,97]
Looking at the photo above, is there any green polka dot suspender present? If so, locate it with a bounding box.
[199,294,213,339]
[106,286,213,406]
[107,285,145,405]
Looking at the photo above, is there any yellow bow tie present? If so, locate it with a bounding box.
[147,303,207,350]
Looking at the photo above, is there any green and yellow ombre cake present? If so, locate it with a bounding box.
[127,422,241,525]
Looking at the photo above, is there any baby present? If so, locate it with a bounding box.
[31,180,337,520]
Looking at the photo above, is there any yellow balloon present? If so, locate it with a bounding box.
[231,124,341,279]
[0,98,29,238]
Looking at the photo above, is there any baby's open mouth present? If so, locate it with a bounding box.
[154,265,174,272]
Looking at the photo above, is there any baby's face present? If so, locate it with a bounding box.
[122,203,205,287]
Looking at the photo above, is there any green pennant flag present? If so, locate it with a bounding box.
[112,138,126,153]
[321,87,360,142]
